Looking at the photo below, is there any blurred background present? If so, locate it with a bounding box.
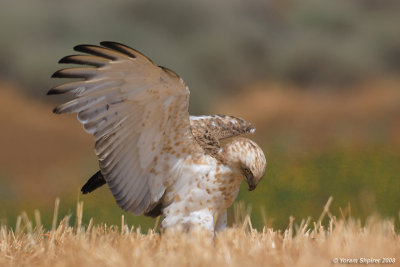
[1,0,399,230]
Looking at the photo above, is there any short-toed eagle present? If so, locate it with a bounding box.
[48,42,266,232]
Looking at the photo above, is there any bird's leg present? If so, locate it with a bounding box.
[214,210,227,232]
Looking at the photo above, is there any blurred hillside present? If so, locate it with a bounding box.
[1,0,400,112]
[215,79,400,151]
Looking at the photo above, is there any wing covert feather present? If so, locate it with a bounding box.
[190,115,255,155]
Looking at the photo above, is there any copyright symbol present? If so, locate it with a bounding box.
[332,258,338,264]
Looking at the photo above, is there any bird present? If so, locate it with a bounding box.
[48,42,267,233]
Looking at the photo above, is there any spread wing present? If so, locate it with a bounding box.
[190,115,255,155]
[48,42,199,215]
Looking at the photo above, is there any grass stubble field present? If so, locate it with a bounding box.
[1,198,399,267]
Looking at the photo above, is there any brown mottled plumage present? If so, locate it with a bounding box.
[49,42,267,233]
[190,115,255,155]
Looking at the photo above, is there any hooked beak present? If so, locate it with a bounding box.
[248,183,256,191]
[245,174,257,191]
[249,184,257,191]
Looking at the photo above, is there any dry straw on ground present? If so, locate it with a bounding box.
[1,198,399,267]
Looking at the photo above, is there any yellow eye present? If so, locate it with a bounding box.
[244,168,251,174]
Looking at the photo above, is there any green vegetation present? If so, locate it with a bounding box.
[236,143,400,230]
[2,143,399,232]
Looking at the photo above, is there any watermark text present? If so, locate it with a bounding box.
[332,257,396,264]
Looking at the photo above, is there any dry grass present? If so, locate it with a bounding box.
[1,199,399,267]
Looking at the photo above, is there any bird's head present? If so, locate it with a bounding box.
[222,138,267,191]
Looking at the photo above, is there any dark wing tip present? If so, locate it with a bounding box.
[73,44,119,61]
[100,41,126,48]
[58,55,74,64]
[100,41,156,64]
[99,41,122,47]
[52,106,61,114]
[99,41,115,46]
[100,41,137,59]
[51,68,96,79]
[73,44,96,53]
[81,186,90,194]
[58,54,107,67]
[81,170,106,194]
[47,88,61,95]
[51,70,64,78]
[51,69,84,78]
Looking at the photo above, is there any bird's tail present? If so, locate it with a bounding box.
[81,170,106,194]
